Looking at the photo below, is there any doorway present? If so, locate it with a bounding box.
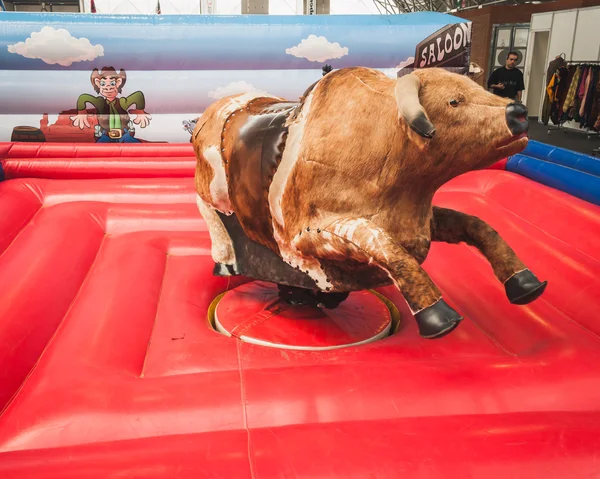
[525,31,550,118]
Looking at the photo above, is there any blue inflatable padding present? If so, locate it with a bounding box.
[520,140,600,177]
[507,154,600,206]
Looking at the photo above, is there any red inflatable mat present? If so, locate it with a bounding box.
[0,142,196,179]
[0,151,600,477]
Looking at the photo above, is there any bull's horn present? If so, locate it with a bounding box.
[394,73,436,139]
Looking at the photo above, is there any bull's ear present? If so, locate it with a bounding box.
[394,73,436,139]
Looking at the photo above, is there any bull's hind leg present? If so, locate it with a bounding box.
[196,195,238,275]
[431,207,547,304]
[293,218,463,339]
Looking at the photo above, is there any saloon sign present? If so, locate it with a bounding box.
[417,22,472,68]
[398,22,472,77]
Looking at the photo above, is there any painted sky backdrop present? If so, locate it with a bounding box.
[0,12,467,71]
[0,12,469,142]
[0,68,337,114]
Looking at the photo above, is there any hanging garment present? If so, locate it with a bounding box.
[557,66,573,115]
[572,66,589,122]
[562,65,581,114]
[588,68,600,129]
[579,67,593,119]
[541,56,567,125]
[594,94,600,130]
[581,66,598,127]
[546,72,558,102]
[550,66,570,125]
[568,66,588,122]
[545,71,561,124]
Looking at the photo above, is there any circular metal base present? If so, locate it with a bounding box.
[212,281,394,351]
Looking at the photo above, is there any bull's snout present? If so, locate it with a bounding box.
[506,102,529,136]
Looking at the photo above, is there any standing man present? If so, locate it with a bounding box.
[487,51,525,102]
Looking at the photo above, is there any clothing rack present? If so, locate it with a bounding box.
[546,60,600,147]
[547,123,599,139]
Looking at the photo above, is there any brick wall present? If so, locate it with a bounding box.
[467,12,491,86]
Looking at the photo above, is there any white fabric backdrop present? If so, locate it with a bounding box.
[160,0,201,14]
[91,0,159,14]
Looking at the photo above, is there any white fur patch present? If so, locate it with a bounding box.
[268,87,316,228]
[266,83,329,290]
[330,218,390,262]
[219,91,280,123]
[203,145,233,214]
[196,194,236,265]
[275,228,331,291]
[332,218,370,243]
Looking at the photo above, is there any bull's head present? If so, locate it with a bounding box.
[394,68,529,174]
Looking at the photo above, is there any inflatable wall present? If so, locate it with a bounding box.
[0,11,471,144]
[507,140,600,206]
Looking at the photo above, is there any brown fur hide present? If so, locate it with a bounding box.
[192,67,545,338]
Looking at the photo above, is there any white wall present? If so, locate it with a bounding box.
[524,6,600,122]
[524,30,549,119]
[572,8,600,61]
[527,5,600,61]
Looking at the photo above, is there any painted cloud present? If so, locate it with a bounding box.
[7,26,104,67]
[378,68,399,79]
[208,81,268,99]
[396,57,415,69]
[377,57,417,79]
[286,35,349,63]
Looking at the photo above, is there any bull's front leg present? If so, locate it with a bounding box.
[431,207,547,304]
[293,218,463,339]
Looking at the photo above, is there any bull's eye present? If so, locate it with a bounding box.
[449,99,459,107]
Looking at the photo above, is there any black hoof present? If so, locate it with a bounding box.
[414,299,463,339]
[213,263,239,276]
[505,269,548,305]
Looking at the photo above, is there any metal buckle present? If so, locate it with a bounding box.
[108,129,122,139]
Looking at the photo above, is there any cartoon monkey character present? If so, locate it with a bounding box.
[70,67,152,143]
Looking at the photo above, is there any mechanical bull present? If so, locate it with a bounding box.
[192,66,547,339]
